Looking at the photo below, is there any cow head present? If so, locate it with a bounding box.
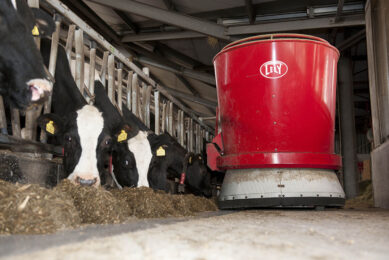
[185,154,212,197]
[111,140,139,188]
[38,105,131,187]
[0,0,53,108]
[101,123,139,188]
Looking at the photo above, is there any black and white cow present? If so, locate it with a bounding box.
[147,134,212,197]
[0,0,53,108]
[37,39,128,187]
[110,100,212,196]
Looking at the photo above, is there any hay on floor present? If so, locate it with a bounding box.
[0,180,217,235]
[0,180,80,235]
[345,182,374,209]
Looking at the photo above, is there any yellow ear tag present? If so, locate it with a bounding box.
[32,26,39,36]
[46,120,55,135]
[189,156,192,164]
[117,130,127,142]
[156,146,165,156]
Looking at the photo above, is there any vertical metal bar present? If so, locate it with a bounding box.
[339,56,358,199]
[137,82,142,120]
[194,123,197,153]
[11,108,21,138]
[184,117,188,149]
[65,25,76,63]
[161,102,167,133]
[145,85,152,128]
[198,125,202,153]
[189,118,193,152]
[23,109,34,140]
[88,42,96,104]
[100,51,109,87]
[205,131,209,142]
[199,129,203,153]
[47,20,61,80]
[196,124,201,153]
[180,111,184,146]
[177,109,181,142]
[138,85,144,122]
[74,29,84,93]
[24,0,40,141]
[141,67,150,124]
[127,71,133,110]
[0,96,7,134]
[41,20,61,142]
[164,102,169,131]
[154,91,160,134]
[107,54,115,103]
[117,64,123,111]
[167,102,173,135]
[132,73,138,116]
[28,0,40,48]
[198,125,202,154]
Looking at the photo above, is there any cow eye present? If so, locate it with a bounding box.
[66,136,72,142]
[125,160,129,166]
[105,139,111,146]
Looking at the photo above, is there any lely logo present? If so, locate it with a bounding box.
[260,60,288,79]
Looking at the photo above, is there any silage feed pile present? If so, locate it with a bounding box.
[345,182,374,209]
[0,180,217,235]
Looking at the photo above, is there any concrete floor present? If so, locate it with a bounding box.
[1,209,388,260]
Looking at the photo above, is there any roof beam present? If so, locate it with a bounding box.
[114,9,139,34]
[162,0,176,11]
[135,55,215,85]
[122,30,205,42]
[61,0,121,43]
[336,29,366,51]
[245,0,256,24]
[122,14,365,43]
[335,0,345,22]
[226,14,365,36]
[150,75,215,120]
[173,74,217,114]
[89,0,231,41]
[175,75,200,97]
[162,86,217,110]
[155,42,202,69]
[126,43,215,85]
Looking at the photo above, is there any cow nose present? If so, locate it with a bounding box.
[76,176,97,186]
[28,78,53,102]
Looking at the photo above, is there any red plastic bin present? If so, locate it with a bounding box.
[208,34,341,171]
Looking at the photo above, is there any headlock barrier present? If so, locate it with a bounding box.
[0,0,214,157]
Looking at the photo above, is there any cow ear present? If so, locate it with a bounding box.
[115,124,132,143]
[37,114,63,136]
[29,8,55,38]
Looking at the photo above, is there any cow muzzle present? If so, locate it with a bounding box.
[75,176,98,187]
[28,78,53,102]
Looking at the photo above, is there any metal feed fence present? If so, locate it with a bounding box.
[0,0,215,156]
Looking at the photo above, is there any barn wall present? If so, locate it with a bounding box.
[366,0,389,208]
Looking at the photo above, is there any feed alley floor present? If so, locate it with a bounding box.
[0,209,388,260]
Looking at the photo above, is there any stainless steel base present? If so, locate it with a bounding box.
[218,168,345,209]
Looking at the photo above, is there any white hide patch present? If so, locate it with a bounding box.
[67,105,104,186]
[127,131,152,187]
[11,0,17,9]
